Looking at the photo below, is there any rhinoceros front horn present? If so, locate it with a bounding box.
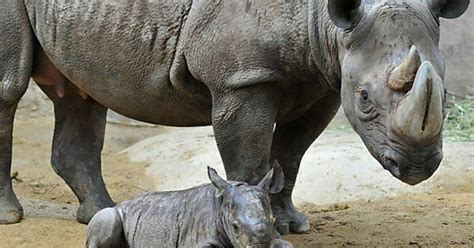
[391,59,444,144]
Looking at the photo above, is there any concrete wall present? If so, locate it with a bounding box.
[440,6,474,98]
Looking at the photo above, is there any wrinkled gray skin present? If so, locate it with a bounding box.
[0,0,469,235]
[87,166,293,248]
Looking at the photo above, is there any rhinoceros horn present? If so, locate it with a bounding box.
[389,46,421,92]
[391,58,444,144]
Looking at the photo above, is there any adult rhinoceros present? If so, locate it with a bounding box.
[0,0,469,234]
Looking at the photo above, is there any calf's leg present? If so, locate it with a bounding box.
[270,93,340,234]
[0,0,34,224]
[87,207,127,248]
[39,84,114,224]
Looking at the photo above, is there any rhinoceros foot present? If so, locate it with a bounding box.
[76,197,115,224]
[0,192,23,224]
[274,208,310,235]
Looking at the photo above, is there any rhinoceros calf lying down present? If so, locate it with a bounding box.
[87,165,293,248]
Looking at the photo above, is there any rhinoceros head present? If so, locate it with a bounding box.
[207,163,284,248]
[327,0,469,185]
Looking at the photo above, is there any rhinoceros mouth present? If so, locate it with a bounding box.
[381,146,442,185]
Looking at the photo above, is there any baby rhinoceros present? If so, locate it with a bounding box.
[87,164,293,248]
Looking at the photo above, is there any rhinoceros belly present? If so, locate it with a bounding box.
[26,0,212,126]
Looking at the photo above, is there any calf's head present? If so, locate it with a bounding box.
[207,163,285,248]
[328,0,469,185]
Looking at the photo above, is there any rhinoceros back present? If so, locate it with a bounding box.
[118,184,220,247]
[25,0,191,76]
[23,0,210,125]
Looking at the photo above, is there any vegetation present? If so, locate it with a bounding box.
[444,97,474,142]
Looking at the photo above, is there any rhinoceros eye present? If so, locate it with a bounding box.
[232,222,240,233]
[357,89,378,121]
[360,89,369,101]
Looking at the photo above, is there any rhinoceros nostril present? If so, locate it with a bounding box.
[383,150,403,178]
[386,157,401,177]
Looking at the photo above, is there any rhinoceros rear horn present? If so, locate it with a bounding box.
[328,0,362,29]
[429,0,470,19]
[389,46,422,92]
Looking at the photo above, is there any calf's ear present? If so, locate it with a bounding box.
[328,0,362,29]
[429,0,470,19]
[208,167,229,197]
[258,161,285,194]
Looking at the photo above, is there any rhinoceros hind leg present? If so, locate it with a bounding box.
[0,115,25,225]
[0,0,34,224]
[0,98,28,225]
[270,92,341,234]
[39,83,115,224]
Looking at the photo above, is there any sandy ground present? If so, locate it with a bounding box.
[0,112,471,247]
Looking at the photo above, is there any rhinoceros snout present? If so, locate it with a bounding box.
[382,148,442,185]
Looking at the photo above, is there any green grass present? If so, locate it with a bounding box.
[444,97,474,142]
[327,97,474,142]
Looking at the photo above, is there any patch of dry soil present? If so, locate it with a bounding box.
[287,193,474,247]
[0,116,472,247]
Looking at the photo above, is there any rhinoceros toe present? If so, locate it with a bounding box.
[0,196,23,224]
[275,210,310,235]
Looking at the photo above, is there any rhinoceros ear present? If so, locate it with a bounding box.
[258,161,285,194]
[328,0,362,29]
[208,167,229,197]
[429,0,470,19]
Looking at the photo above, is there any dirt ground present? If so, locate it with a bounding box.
[0,112,472,247]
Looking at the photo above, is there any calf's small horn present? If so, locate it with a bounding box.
[392,61,444,144]
[389,46,422,91]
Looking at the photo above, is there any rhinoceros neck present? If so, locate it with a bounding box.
[308,0,342,92]
[179,184,232,247]
[215,200,233,247]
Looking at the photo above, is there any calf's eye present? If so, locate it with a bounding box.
[360,90,369,101]
[232,222,240,233]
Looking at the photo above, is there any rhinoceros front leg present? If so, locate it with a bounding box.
[270,92,341,235]
[211,85,280,185]
[40,84,115,224]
